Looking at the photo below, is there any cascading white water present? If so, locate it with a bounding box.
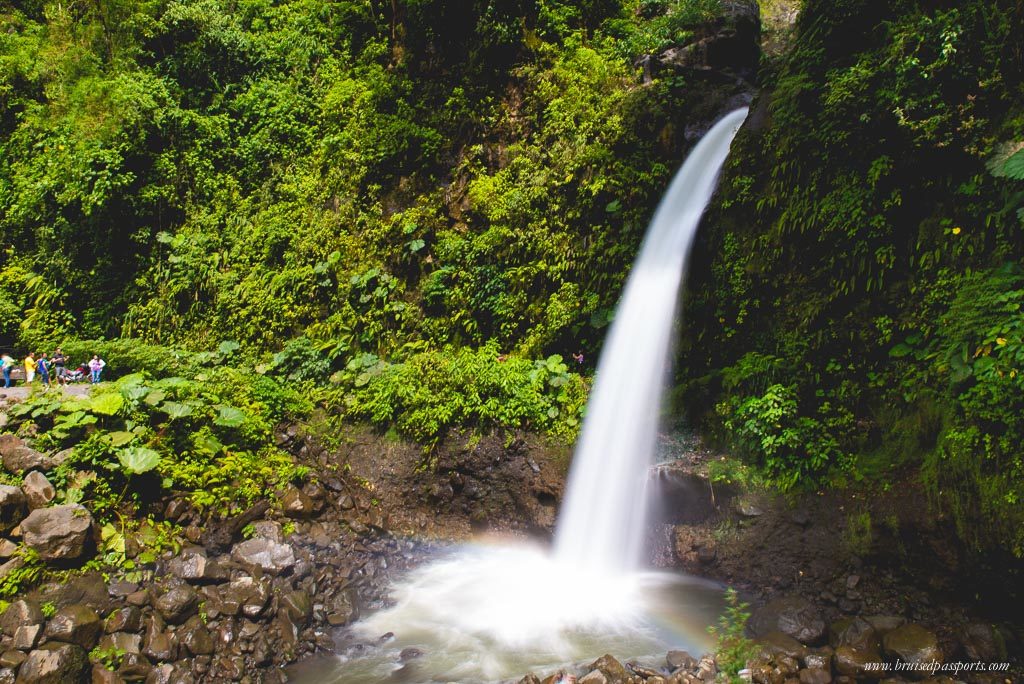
[300,109,748,684]
[555,108,749,574]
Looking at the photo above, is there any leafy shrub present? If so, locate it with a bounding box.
[342,341,587,443]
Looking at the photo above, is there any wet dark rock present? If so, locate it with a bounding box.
[279,590,312,626]
[282,486,316,519]
[165,547,209,583]
[97,632,142,655]
[799,668,832,684]
[142,618,177,663]
[214,576,271,619]
[152,582,198,625]
[518,675,542,684]
[833,645,883,678]
[107,581,139,599]
[16,642,88,683]
[668,649,697,671]
[105,607,143,634]
[43,604,102,649]
[959,622,1006,662]
[91,664,125,684]
[882,624,942,671]
[399,647,423,661]
[803,648,833,672]
[864,616,905,637]
[230,538,295,575]
[588,654,629,683]
[0,486,26,533]
[750,597,827,645]
[178,616,214,656]
[829,617,879,651]
[21,472,54,510]
[0,669,11,684]
[38,572,111,613]
[20,504,94,562]
[0,600,43,637]
[326,590,358,626]
[117,651,153,680]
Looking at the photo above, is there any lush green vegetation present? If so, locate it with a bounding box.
[686,0,1024,556]
[4,0,1024,567]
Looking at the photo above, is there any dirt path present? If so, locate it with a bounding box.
[0,383,92,401]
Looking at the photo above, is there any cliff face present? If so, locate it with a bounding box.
[685,0,1024,558]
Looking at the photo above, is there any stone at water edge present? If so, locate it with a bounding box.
[833,645,884,679]
[667,650,697,671]
[588,654,629,684]
[21,471,54,510]
[20,504,94,562]
[43,604,102,649]
[0,486,26,533]
[798,668,832,684]
[959,622,1007,662]
[16,642,89,683]
[882,624,943,674]
[579,671,609,684]
[863,615,905,637]
[829,617,880,651]
[749,596,827,645]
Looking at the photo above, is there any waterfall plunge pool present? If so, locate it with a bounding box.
[289,541,726,683]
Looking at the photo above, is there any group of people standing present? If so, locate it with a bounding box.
[0,349,106,389]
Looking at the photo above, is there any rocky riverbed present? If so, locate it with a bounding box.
[0,410,1018,683]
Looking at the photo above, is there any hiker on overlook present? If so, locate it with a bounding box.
[1,355,14,388]
[52,348,66,386]
[23,353,35,384]
[37,352,50,388]
[89,355,106,383]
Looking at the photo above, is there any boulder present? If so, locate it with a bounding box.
[11,623,42,651]
[0,438,53,475]
[91,665,125,684]
[834,645,884,679]
[230,538,295,576]
[117,652,153,681]
[281,486,316,518]
[20,505,94,562]
[579,672,609,684]
[882,624,942,674]
[588,654,629,684]
[178,616,214,657]
[152,582,198,624]
[326,590,358,626]
[959,622,1006,662]
[750,597,827,645]
[21,472,54,510]
[16,642,88,683]
[864,615,905,637]
[757,631,809,661]
[97,632,141,655]
[0,651,24,670]
[799,669,832,684]
[166,547,209,583]
[0,600,43,637]
[279,590,312,626]
[668,650,697,671]
[829,617,879,651]
[0,486,26,533]
[250,521,283,543]
[104,607,143,634]
[43,604,102,649]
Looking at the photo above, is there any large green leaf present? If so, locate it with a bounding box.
[160,401,194,420]
[89,392,125,416]
[117,447,161,475]
[214,405,246,428]
[105,431,136,447]
[143,390,166,406]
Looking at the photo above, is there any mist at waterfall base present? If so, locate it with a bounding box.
[301,109,748,684]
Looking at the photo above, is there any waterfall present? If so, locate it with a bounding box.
[554,108,748,573]
[310,109,749,684]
